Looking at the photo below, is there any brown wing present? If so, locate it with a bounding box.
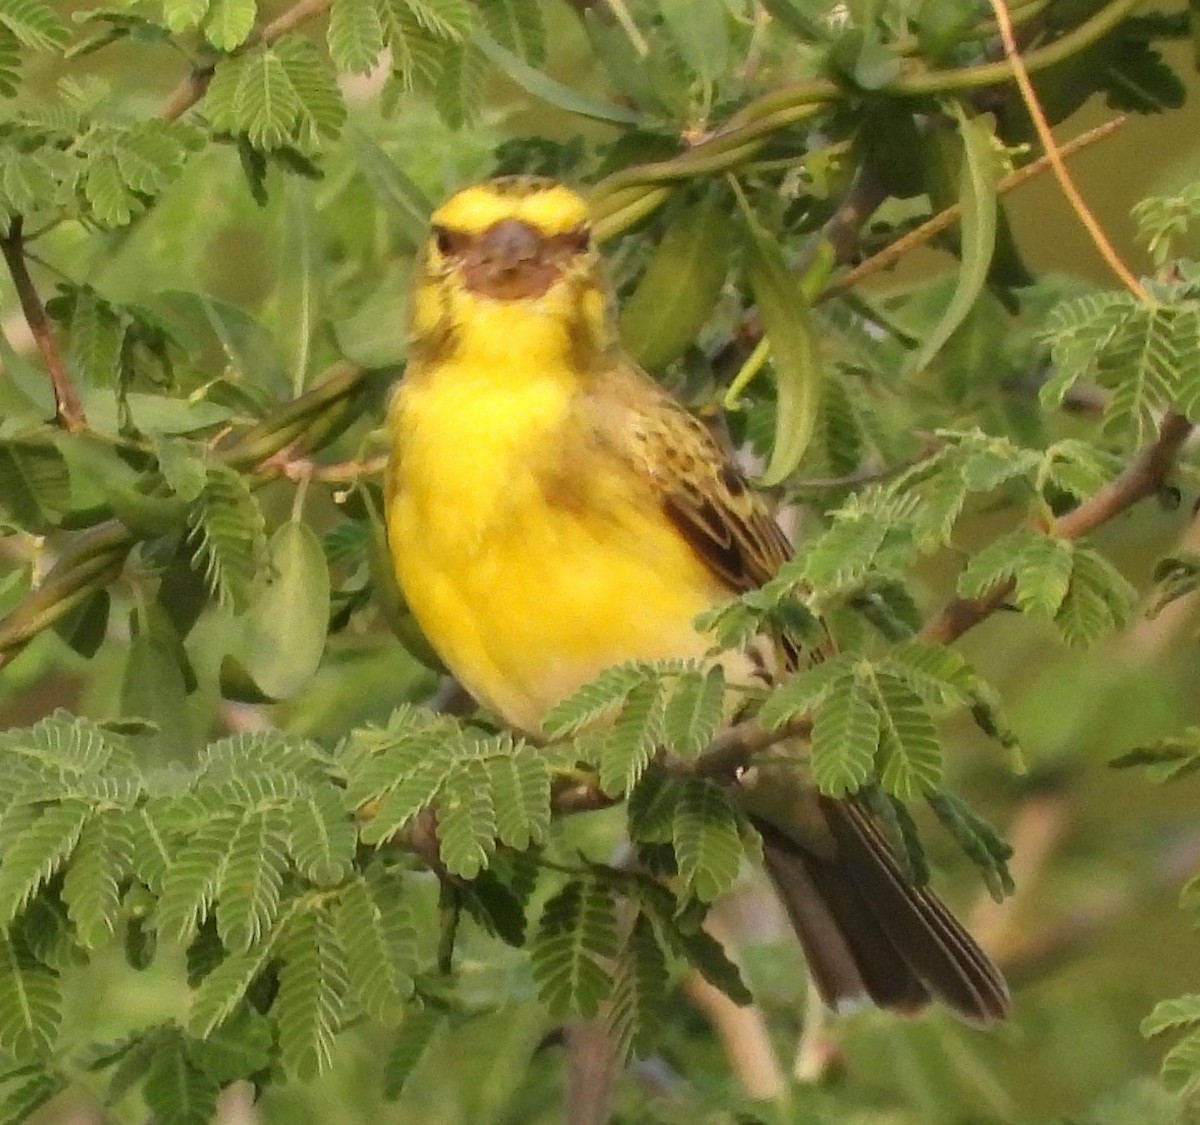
[580,361,1010,1025]
[587,362,792,595]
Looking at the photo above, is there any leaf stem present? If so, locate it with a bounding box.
[0,218,86,432]
[157,0,334,122]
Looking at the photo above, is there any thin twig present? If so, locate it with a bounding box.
[258,451,388,483]
[158,0,334,122]
[673,411,1194,781]
[825,114,1129,298]
[921,411,1193,645]
[0,218,85,431]
[986,0,1151,302]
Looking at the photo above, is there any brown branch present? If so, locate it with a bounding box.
[683,911,786,1100]
[825,114,1129,299]
[922,411,1193,645]
[640,410,1196,786]
[0,218,85,431]
[563,1021,622,1125]
[158,0,333,122]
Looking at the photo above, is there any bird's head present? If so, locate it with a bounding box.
[407,176,615,366]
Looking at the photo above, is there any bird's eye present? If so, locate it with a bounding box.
[567,225,592,253]
[433,226,455,255]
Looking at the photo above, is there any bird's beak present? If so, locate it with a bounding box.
[463,219,560,301]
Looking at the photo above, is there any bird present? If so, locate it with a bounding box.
[384,174,1010,1024]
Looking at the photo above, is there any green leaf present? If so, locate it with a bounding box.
[0,801,91,926]
[672,778,743,903]
[0,145,65,218]
[353,744,457,843]
[188,465,267,613]
[1053,544,1136,646]
[334,879,414,1019]
[487,754,550,851]
[0,441,70,530]
[348,129,431,247]
[66,286,122,386]
[1039,291,1134,408]
[620,191,733,371]
[661,667,725,757]
[1112,728,1200,783]
[599,678,664,797]
[204,0,256,50]
[0,1068,65,1124]
[152,435,208,503]
[435,760,496,878]
[743,213,823,486]
[157,813,241,942]
[404,0,471,39]
[1011,534,1074,617]
[0,0,68,50]
[907,106,997,375]
[1143,993,1200,1038]
[531,880,618,1018]
[1104,34,1186,113]
[758,657,851,729]
[887,631,968,686]
[187,914,287,1037]
[472,32,642,125]
[655,910,751,1005]
[810,667,878,796]
[275,907,349,1079]
[239,48,303,149]
[83,153,133,227]
[163,0,210,33]
[61,809,134,948]
[189,1008,274,1084]
[542,662,659,736]
[804,493,918,591]
[956,527,1033,599]
[475,0,543,63]
[236,519,330,700]
[926,791,1013,900]
[382,0,442,90]
[1161,1028,1200,1095]
[628,770,682,845]
[289,787,357,885]
[382,1008,446,1099]
[659,0,728,82]
[0,938,60,1059]
[328,0,385,73]
[871,672,943,799]
[142,1033,219,1125]
[607,913,667,1062]
[127,806,175,894]
[276,36,347,147]
[120,608,192,755]
[215,807,289,951]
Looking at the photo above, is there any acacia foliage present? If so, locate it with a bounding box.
[0,0,1197,1121]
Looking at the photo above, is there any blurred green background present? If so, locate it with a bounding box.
[3,1,1200,1122]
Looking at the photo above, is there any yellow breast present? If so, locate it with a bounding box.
[386,323,728,733]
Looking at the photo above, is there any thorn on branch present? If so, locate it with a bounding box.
[0,218,85,432]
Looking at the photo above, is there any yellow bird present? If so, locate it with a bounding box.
[385,176,1009,1023]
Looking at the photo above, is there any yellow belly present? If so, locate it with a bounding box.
[387,359,728,734]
